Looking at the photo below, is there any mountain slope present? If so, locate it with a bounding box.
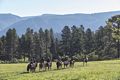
[0,13,21,30]
[0,11,120,36]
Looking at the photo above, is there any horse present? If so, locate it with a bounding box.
[83,57,88,66]
[70,59,75,68]
[31,62,37,72]
[27,61,37,72]
[45,61,52,70]
[56,59,62,69]
[63,60,69,68]
[39,61,45,71]
[27,62,32,72]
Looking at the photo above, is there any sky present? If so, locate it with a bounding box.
[0,0,120,17]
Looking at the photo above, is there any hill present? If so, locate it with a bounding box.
[0,11,120,36]
[0,13,21,31]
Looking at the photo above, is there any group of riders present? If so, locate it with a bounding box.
[27,56,88,72]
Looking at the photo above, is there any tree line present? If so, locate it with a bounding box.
[0,15,120,62]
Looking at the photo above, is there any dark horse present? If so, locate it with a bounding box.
[70,59,75,67]
[39,58,45,71]
[39,58,52,71]
[27,62,32,72]
[63,56,70,68]
[56,59,62,69]
[39,61,52,71]
[39,62,45,71]
[45,61,52,70]
[27,61,37,72]
[83,57,88,66]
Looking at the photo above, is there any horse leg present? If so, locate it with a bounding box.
[57,63,58,69]
[42,64,44,71]
[45,65,47,71]
[61,63,63,69]
[27,66,29,72]
[40,64,42,71]
[34,67,36,72]
[48,64,51,70]
[50,66,51,70]
[73,63,74,67]
[30,68,32,72]
[32,68,34,72]
[33,68,35,72]
[65,64,67,68]
[39,67,40,71]
[57,65,59,69]
[50,63,52,70]
[48,66,49,70]
[83,62,84,66]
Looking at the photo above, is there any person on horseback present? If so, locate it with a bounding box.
[33,61,37,72]
[47,57,50,63]
[64,56,69,68]
[41,57,45,63]
[83,55,88,66]
[70,57,75,67]
[31,61,35,72]
[56,56,62,69]
[46,57,52,70]
[27,61,37,72]
[39,57,45,71]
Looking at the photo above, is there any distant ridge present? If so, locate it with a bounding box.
[0,11,120,36]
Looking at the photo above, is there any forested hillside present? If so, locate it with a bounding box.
[0,15,120,62]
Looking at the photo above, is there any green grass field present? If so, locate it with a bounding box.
[0,60,120,80]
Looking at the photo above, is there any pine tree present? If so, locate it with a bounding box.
[61,26,71,56]
[71,25,82,57]
[84,28,94,55]
[39,28,45,58]
[5,28,18,61]
[18,35,26,61]
[0,39,3,58]
[50,28,57,59]
[108,15,120,58]
[25,28,34,61]
[33,32,41,60]
[0,36,7,61]
[44,29,51,58]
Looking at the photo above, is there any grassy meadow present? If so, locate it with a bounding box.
[0,60,120,80]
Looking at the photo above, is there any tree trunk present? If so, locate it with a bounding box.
[117,24,120,58]
[23,52,25,62]
[117,40,120,58]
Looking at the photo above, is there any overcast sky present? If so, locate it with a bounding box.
[0,0,120,17]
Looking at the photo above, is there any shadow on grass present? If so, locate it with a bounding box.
[20,67,73,74]
[20,71,30,74]
[20,64,86,74]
